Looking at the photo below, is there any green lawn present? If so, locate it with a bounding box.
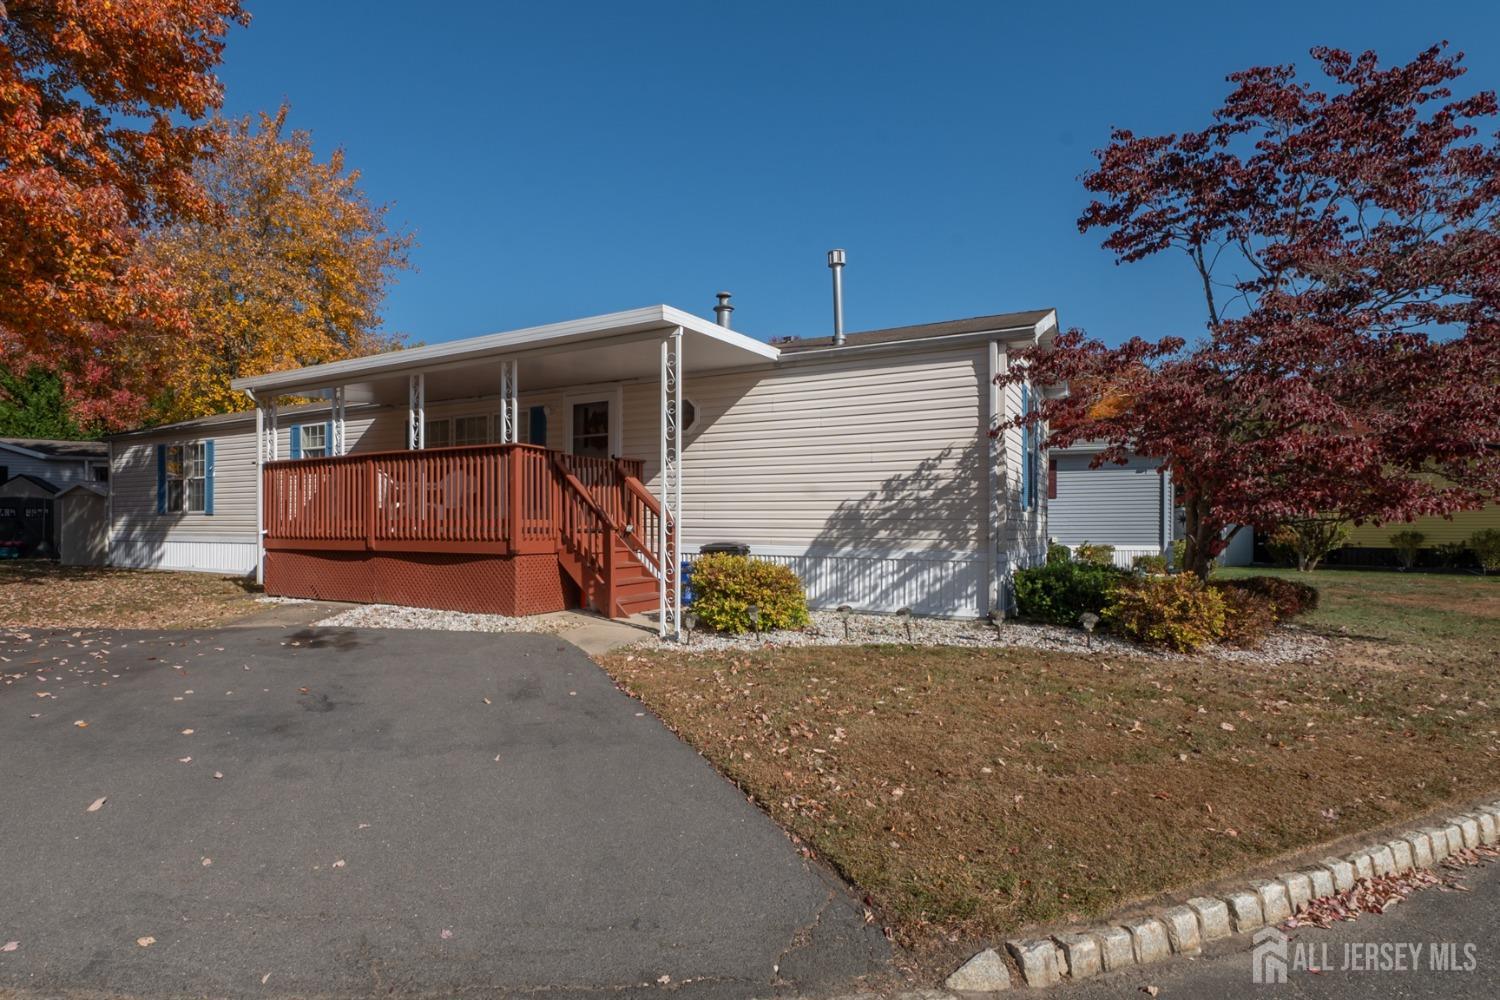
[600,568,1500,961]
[1214,566,1499,666]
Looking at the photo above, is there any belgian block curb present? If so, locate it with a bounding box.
[942,797,1500,991]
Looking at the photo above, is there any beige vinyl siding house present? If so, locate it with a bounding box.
[106,304,1055,618]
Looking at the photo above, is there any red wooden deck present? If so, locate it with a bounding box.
[262,444,662,618]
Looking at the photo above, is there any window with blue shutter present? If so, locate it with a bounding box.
[289,424,302,459]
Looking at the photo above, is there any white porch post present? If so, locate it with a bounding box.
[408,373,425,449]
[263,398,279,461]
[986,340,1003,616]
[499,359,519,443]
[330,386,347,455]
[658,326,683,640]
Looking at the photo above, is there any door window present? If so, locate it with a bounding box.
[571,400,610,458]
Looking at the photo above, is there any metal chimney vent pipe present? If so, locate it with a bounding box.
[714,291,734,329]
[827,249,846,345]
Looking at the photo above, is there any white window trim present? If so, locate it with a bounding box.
[165,441,208,514]
[301,423,328,459]
[562,385,623,457]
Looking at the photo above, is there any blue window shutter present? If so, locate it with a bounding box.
[204,440,215,516]
[289,424,301,459]
[326,421,334,456]
[155,444,166,514]
[529,405,547,446]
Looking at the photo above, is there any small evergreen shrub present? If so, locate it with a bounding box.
[1102,575,1227,652]
[1046,541,1073,566]
[1013,560,1128,626]
[1389,530,1425,570]
[1209,583,1279,647]
[689,554,810,634]
[1214,575,1320,617]
[1073,541,1117,567]
[1170,539,1186,571]
[1470,529,1500,574]
[1132,553,1169,575]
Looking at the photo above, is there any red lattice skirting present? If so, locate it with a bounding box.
[265,550,575,616]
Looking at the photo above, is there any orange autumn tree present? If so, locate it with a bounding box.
[0,0,248,430]
[144,105,415,422]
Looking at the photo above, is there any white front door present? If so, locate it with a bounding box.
[563,387,622,458]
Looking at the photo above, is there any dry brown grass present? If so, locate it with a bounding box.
[599,572,1500,952]
[0,561,258,629]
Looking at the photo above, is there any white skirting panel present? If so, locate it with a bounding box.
[689,545,985,618]
[110,537,259,576]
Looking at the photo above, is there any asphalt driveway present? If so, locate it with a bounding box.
[0,625,888,999]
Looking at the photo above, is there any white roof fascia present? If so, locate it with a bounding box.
[774,310,1059,363]
[230,305,780,396]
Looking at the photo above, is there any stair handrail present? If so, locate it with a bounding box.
[551,454,621,614]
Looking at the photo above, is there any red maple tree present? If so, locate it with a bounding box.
[1007,44,1500,577]
[0,0,248,429]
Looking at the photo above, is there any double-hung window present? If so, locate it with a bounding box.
[454,415,490,446]
[165,442,208,513]
[301,423,327,458]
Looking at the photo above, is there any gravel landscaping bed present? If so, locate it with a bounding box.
[661,610,1331,664]
[313,603,574,634]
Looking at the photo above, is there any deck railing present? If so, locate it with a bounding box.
[264,444,665,572]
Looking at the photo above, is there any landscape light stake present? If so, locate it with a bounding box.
[683,610,697,645]
[836,604,853,641]
[748,604,760,640]
[896,607,912,643]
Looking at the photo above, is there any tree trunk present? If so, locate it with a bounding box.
[1181,493,1218,580]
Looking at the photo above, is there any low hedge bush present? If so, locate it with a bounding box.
[1102,574,1227,653]
[1013,560,1128,626]
[689,553,810,634]
[1211,585,1279,648]
[1073,542,1117,567]
[1214,575,1319,618]
[1472,529,1500,574]
[1132,553,1169,575]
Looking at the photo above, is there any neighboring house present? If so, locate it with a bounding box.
[0,438,109,558]
[0,437,109,491]
[105,303,1058,629]
[1047,443,1253,567]
[1327,504,1500,567]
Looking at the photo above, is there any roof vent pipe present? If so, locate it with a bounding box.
[827,249,846,345]
[714,291,734,329]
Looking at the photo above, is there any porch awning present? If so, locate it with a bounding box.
[229,305,780,404]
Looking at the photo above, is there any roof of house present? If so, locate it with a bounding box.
[105,400,364,442]
[774,308,1056,354]
[0,473,61,494]
[0,437,107,460]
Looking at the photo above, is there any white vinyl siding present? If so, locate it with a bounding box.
[621,344,988,552]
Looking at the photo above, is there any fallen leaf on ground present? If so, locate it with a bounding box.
[261,973,271,984]
[1141,987,1160,997]
[483,697,492,705]
[201,858,212,867]
[440,928,454,940]
[73,720,88,728]
[332,859,346,868]
[180,729,194,736]
[2,941,17,952]
[1220,722,1236,731]
[86,796,106,813]
[136,936,155,947]
[177,756,192,764]
[213,771,223,780]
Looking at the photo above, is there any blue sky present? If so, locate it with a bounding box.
[217,2,1500,347]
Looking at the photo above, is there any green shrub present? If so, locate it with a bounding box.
[1214,575,1319,617]
[1433,541,1472,568]
[1170,539,1186,571]
[1073,541,1117,567]
[1046,541,1072,566]
[1208,583,1279,647]
[1013,560,1128,626]
[689,554,810,634]
[1102,575,1227,652]
[1267,518,1350,572]
[1470,529,1500,574]
[1389,530,1425,570]
[1132,553,1169,575]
